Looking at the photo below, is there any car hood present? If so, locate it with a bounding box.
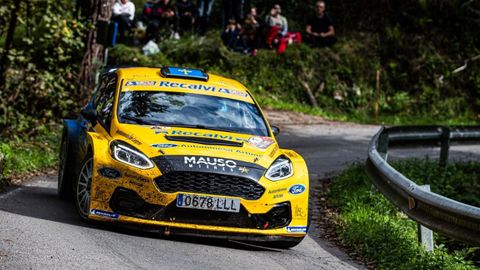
[112,124,280,170]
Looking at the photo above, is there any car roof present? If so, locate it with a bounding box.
[115,67,254,103]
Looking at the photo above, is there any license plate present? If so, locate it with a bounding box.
[176,194,240,213]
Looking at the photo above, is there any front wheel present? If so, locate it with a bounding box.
[74,154,93,220]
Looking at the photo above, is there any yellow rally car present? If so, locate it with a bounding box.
[58,67,309,248]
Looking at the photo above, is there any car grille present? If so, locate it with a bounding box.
[154,172,265,200]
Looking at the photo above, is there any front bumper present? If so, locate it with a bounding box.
[88,153,309,239]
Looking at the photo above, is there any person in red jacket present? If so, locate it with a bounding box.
[265,4,302,54]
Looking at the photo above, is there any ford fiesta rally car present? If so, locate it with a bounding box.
[58,67,309,248]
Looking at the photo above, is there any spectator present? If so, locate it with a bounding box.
[223,0,250,28]
[249,7,265,45]
[112,0,136,43]
[146,0,177,40]
[305,0,336,47]
[196,0,215,36]
[240,10,260,56]
[142,0,155,23]
[221,19,241,51]
[265,4,301,54]
[175,0,197,35]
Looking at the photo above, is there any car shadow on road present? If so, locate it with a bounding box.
[0,183,284,252]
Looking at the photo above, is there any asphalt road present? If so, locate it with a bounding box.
[1,117,479,270]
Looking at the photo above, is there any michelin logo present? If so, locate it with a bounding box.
[286,226,308,233]
[91,209,119,219]
[152,143,178,148]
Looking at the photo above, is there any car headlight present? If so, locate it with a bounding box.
[265,156,293,181]
[110,141,153,169]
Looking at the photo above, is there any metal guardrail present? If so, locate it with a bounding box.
[366,126,480,244]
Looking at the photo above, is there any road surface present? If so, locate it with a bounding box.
[1,112,478,270]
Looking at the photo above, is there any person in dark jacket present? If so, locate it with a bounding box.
[146,0,176,40]
[175,0,197,35]
[222,0,250,28]
[305,0,336,47]
[240,8,261,56]
[196,0,215,36]
[221,19,241,51]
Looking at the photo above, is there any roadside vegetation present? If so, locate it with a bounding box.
[0,126,59,187]
[328,160,480,269]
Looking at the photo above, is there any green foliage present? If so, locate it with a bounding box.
[329,163,479,269]
[393,158,480,207]
[109,32,477,124]
[0,0,85,137]
[0,126,59,183]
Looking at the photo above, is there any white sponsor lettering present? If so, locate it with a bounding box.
[184,156,237,172]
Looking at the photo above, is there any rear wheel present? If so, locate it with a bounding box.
[58,130,75,200]
[74,154,93,220]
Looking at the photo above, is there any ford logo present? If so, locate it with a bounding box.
[289,184,306,195]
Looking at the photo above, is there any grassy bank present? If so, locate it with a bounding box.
[108,34,478,126]
[328,160,479,269]
[0,126,60,187]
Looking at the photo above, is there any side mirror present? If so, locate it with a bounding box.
[271,125,280,136]
[81,107,98,124]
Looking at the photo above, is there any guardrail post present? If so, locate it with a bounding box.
[418,185,434,252]
[439,127,450,167]
[378,132,389,161]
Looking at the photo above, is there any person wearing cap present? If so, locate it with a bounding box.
[112,0,136,43]
[305,0,336,47]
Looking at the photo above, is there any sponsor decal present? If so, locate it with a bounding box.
[117,130,142,145]
[152,143,178,148]
[155,129,247,142]
[289,184,306,195]
[286,226,308,233]
[268,187,287,194]
[175,144,262,157]
[273,194,284,199]
[158,81,249,98]
[128,180,145,188]
[238,166,250,174]
[98,167,121,179]
[269,145,279,158]
[184,156,237,172]
[155,155,266,181]
[125,81,156,86]
[151,126,171,133]
[285,151,298,158]
[91,209,119,219]
[294,205,307,218]
[124,173,150,183]
[248,136,275,149]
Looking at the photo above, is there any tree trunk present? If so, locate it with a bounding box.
[0,0,22,91]
[78,0,114,96]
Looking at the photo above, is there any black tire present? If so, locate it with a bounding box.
[74,152,93,221]
[57,129,75,200]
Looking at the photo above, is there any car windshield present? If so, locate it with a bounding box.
[117,91,269,136]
